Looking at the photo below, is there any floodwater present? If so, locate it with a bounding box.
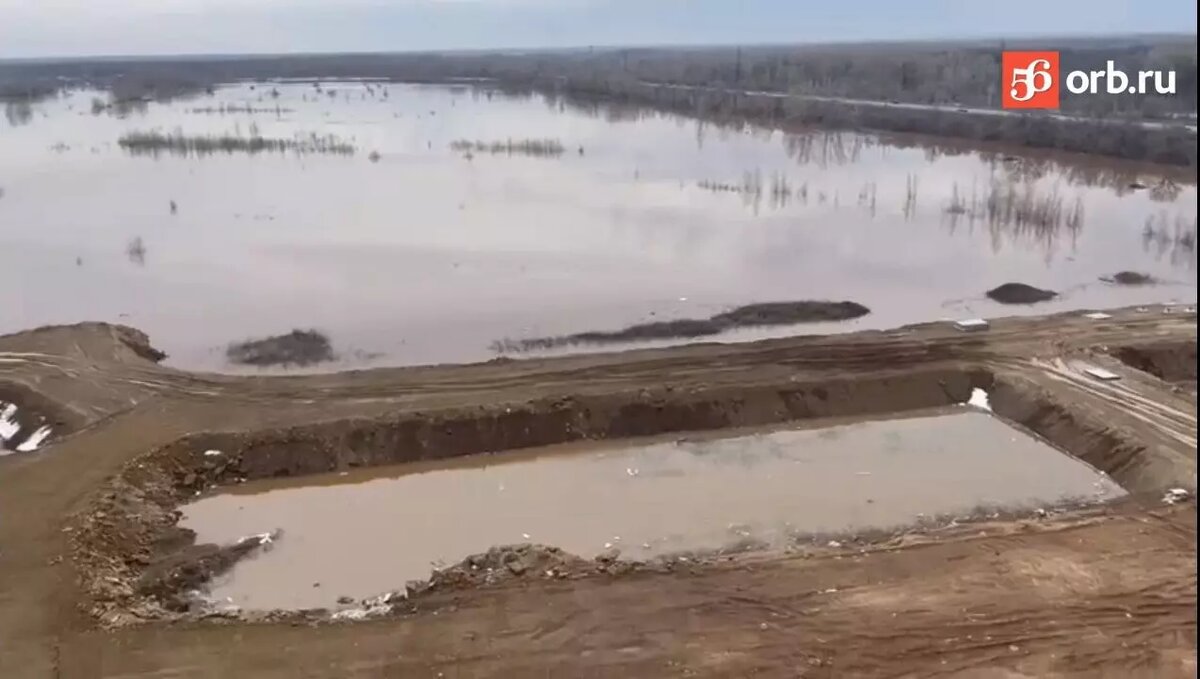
[181,409,1124,610]
[1,83,1195,371]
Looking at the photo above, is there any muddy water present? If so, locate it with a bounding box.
[181,410,1124,610]
[1,83,1195,371]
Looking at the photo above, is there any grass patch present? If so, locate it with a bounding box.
[118,130,355,157]
[450,138,565,158]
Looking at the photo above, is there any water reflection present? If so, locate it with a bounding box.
[125,237,147,266]
[1142,211,1199,268]
[4,101,33,127]
[783,131,866,168]
[514,86,1191,201]
[0,81,1195,371]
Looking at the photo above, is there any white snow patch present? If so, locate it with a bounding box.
[1163,488,1190,505]
[204,449,223,457]
[1084,367,1120,381]
[16,426,52,452]
[953,318,989,332]
[332,592,399,621]
[1,402,52,453]
[237,530,280,547]
[965,388,992,412]
[0,403,20,442]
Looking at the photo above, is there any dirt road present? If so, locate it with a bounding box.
[1,305,1195,678]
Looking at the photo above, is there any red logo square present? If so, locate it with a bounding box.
[1002,51,1060,109]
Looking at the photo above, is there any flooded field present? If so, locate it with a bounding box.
[1,82,1195,371]
[181,409,1124,610]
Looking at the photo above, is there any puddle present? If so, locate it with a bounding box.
[0,82,1195,371]
[181,410,1124,610]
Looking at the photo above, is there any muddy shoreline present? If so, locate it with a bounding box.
[1,305,1194,678]
[70,349,1192,627]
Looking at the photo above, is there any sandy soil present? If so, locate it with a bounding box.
[0,305,1195,678]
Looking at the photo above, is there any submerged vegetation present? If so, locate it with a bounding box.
[1141,212,1198,265]
[1101,271,1157,285]
[117,129,356,157]
[188,104,294,115]
[227,329,335,367]
[491,301,870,353]
[450,138,565,158]
[125,237,146,266]
[944,181,1085,233]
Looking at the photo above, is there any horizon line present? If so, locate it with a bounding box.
[2,30,1196,64]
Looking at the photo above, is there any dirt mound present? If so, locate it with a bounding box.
[1101,271,1157,286]
[0,322,166,364]
[986,283,1057,305]
[116,326,168,363]
[227,329,334,367]
[493,300,870,353]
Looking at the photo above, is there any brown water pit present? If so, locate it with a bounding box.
[180,407,1124,611]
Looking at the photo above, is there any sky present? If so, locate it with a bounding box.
[0,0,1195,59]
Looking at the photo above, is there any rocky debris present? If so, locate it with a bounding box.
[404,545,591,597]
[595,547,621,564]
[1101,271,1157,286]
[226,329,335,367]
[135,538,269,611]
[331,592,398,621]
[985,283,1057,305]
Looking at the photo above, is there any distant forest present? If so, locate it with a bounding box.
[2,35,1196,165]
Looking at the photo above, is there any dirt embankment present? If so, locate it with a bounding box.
[493,300,870,352]
[0,307,1193,677]
[71,366,986,625]
[1112,341,1198,385]
[69,353,1197,627]
[0,321,165,365]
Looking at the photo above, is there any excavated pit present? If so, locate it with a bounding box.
[180,408,1123,610]
[1111,340,1198,389]
[71,364,1186,624]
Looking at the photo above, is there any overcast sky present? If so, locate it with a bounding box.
[1,0,1195,59]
